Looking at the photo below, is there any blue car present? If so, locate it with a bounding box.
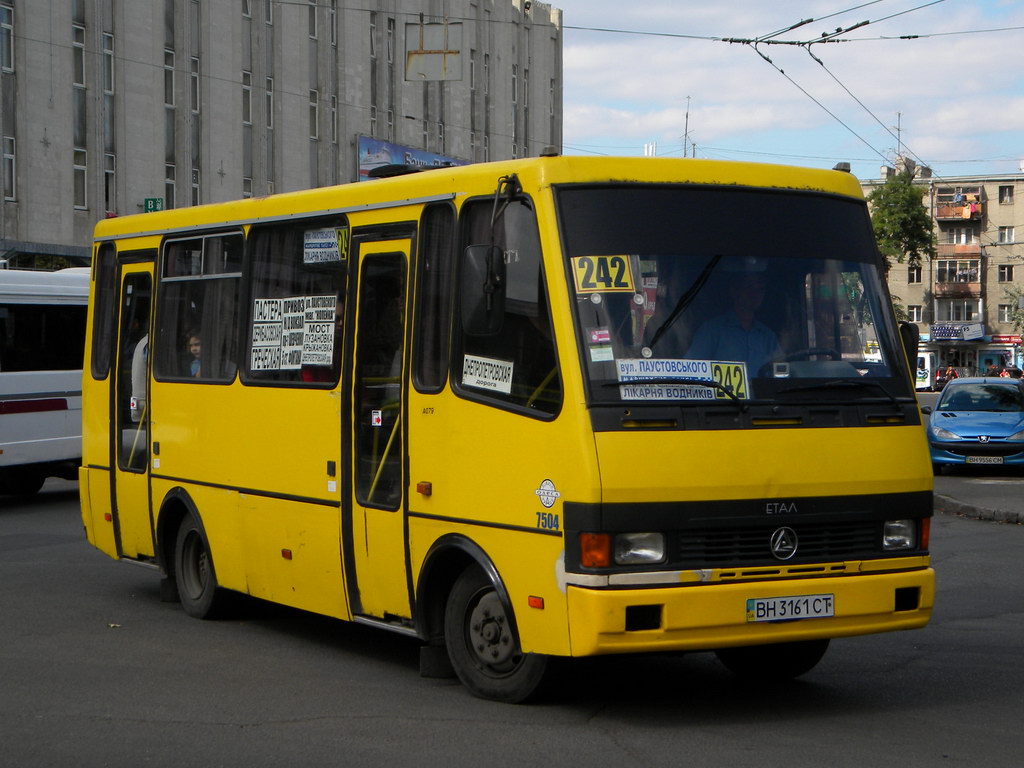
[925,377,1024,470]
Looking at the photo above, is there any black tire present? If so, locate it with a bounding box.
[0,468,46,496]
[444,566,548,703]
[173,515,229,619]
[715,639,829,681]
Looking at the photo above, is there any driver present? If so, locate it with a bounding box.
[686,263,781,373]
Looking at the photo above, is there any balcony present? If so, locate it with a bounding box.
[936,243,982,257]
[934,281,982,298]
[935,202,984,221]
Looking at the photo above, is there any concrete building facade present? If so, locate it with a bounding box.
[0,0,563,268]
[863,161,1024,379]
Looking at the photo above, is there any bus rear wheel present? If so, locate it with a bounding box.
[444,566,548,703]
[174,515,229,619]
[715,638,829,681]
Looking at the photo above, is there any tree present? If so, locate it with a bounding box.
[866,170,936,272]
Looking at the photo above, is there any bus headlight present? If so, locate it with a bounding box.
[883,519,916,550]
[614,533,666,565]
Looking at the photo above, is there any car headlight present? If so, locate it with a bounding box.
[1007,429,1024,441]
[614,532,666,565]
[883,519,916,550]
[931,425,962,440]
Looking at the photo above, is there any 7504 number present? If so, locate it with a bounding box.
[536,512,560,531]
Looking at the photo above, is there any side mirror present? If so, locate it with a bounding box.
[898,321,920,384]
[920,405,933,414]
[461,245,506,336]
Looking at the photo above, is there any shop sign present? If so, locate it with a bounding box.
[992,335,1022,344]
[931,322,985,341]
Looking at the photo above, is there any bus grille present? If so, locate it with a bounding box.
[677,521,880,566]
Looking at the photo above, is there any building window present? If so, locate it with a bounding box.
[512,64,518,103]
[330,95,338,143]
[2,136,14,200]
[0,3,14,72]
[308,0,317,39]
[908,305,923,323]
[191,167,200,206]
[329,0,336,46]
[999,185,1014,204]
[242,71,252,125]
[164,49,175,106]
[369,105,377,136]
[484,53,490,94]
[483,134,489,162]
[104,153,115,213]
[265,78,274,128]
[907,265,921,284]
[102,33,114,93]
[242,0,251,18]
[73,149,87,209]
[946,226,977,245]
[999,304,1013,323]
[309,90,319,139]
[437,122,444,153]
[369,13,377,58]
[242,177,252,198]
[386,109,394,141]
[936,299,978,322]
[936,259,979,283]
[386,18,394,63]
[72,24,86,85]
[999,264,1014,282]
[165,164,176,210]
[190,57,200,113]
[998,226,1015,244]
[265,0,272,25]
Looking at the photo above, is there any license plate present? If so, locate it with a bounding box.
[746,594,835,623]
[966,456,1003,464]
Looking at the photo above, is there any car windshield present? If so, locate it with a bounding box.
[938,383,1024,412]
[555,184,913,405]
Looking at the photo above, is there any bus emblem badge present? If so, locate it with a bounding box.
[770,527,798,560]
[535,479,561,509]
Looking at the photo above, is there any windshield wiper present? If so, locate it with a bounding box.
[777,379,900,403]
[647,254,722,350]
[604,376,745,404]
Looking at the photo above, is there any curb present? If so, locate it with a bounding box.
[934,493,1024,524]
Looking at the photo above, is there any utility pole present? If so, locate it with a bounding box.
[683,96,691,158]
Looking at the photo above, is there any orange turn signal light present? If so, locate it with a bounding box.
[921,518,931,550]
[580,533,611,568]
[528,595,545,609]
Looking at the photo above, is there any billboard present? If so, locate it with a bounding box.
[357,136,466,180]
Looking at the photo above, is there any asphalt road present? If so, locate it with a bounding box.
[1,480,1022,767]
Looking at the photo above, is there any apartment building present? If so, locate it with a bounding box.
[864,162,1024,376]
[0,0,563,269]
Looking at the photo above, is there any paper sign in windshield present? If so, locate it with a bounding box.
[616,358,749,400]
[250,295,337,371]
[303,228,348,263]
[463,354,514,394]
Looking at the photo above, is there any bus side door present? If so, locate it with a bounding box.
[347,235,411,620]
[110,258,155,558]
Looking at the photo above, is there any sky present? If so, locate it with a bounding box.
[550,0,1024,180]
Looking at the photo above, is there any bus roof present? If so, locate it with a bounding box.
[0,268,91,305]
[93,156,866,242]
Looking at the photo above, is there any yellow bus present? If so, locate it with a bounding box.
[80,156,934,702]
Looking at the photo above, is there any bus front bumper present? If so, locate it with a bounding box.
[565,566,934,656]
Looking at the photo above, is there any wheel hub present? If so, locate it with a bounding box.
[468,591,515,666]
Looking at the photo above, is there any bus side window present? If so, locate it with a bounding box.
[413,203,455,393]
[154,234,242,383]
[455,198,561,416]
[242,216,348,386]
[91,242,117,379]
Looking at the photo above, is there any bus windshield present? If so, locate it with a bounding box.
[556,184,912,405]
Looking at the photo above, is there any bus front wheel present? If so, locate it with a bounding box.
[444,566,548,703]
[715,638,829,681]
[174,515,229,619]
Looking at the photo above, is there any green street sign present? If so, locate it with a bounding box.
[144,197,165,213]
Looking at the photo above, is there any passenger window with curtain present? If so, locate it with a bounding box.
[455,197,561,416]
[154,232,243,382]
[242,216,348,386]
[413,203,455,392]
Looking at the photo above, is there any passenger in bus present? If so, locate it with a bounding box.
[187,330,201,377]
[686,269,781,374]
